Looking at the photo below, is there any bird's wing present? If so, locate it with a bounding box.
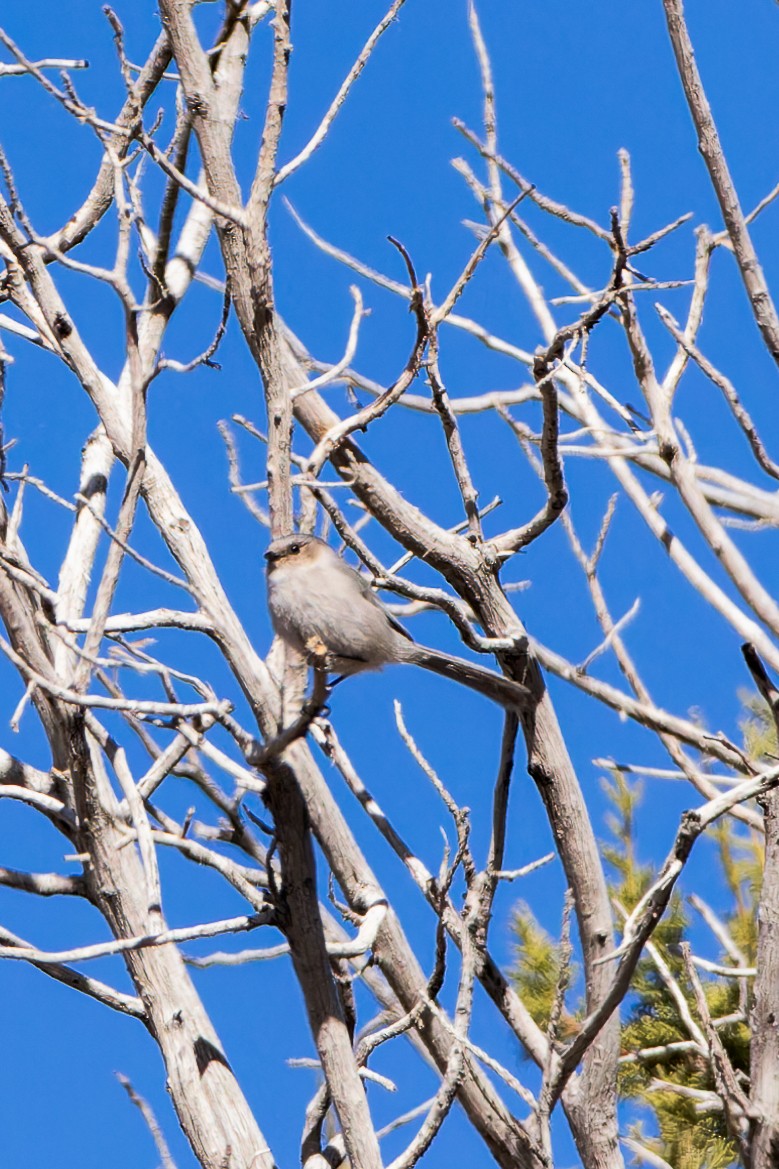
[346,561,415,644]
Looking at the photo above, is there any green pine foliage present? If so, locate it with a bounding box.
[509,696,773,1168]
[511,902,579,1043]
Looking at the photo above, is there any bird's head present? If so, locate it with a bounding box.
[264,533,329,571]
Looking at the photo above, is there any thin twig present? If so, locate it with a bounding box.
[275,0,407,185]
[0,911,270,965]
[662,0,779,366]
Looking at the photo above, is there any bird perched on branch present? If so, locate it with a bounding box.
[265,534,529,709]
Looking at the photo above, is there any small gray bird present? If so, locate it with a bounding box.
[265,534,529,709]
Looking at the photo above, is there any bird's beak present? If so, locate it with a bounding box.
[264,548,279,563]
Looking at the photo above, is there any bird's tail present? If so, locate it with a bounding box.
[405,644,530,709]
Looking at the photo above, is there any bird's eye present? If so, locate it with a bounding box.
[289,542,300,554]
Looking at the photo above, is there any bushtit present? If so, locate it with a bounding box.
[265,534,529,709]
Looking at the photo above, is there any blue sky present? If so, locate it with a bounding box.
[1,2,778,1167]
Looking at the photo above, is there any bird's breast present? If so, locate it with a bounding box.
[268,561,400,670]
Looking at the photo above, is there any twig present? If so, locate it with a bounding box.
[0,911,270,965]
[305,241,428,476]
[425,336,483,540]
[578,599,641,674]
[275,0,407,185]
[116,1074,177,1169]
[247,669,330,766]
[0,57,89,76]
[290,286,366,399]
[187,943,289,968]
[0,867,84,896]
[0,633,231,719]
[662,0,779,366]
[452,119,611,241]
[432,190,529,326]
[680,941,753,1158]
[620,1136,674,1169]
[394,701,471,853]
[0,926,145,1018]
[315,720,550,1069]
[156,278,230,375]
[656,304,779,480]
[247,0,291,230]
[74,492,191,591]
[64,609,211,634]
[545,762,779,1107]
[530,635,754,774]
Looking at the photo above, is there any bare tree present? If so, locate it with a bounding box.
[1,2,778,1167]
